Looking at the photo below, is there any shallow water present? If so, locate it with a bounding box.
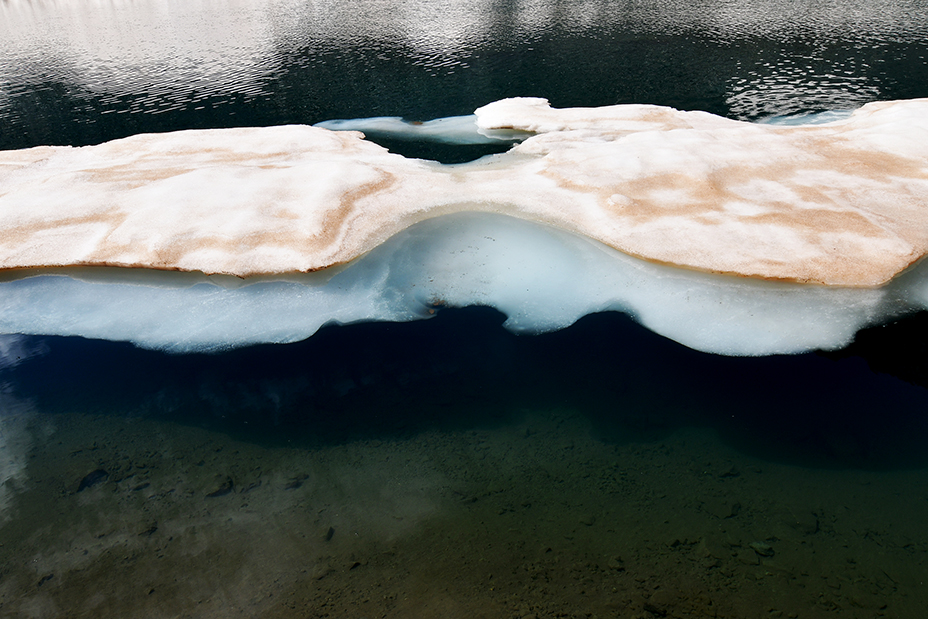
[2,1,928,617]
[4,312,928,617]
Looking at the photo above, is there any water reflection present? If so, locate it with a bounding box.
[726,55,883,118]
[0,0,282,115]
[2,0,927,149]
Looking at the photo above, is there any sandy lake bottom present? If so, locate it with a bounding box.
[1,309,927,619]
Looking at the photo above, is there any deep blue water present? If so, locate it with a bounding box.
[10,308,928,469]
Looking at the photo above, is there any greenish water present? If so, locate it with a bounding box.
[2,1,928,617]
[3,311,928,617]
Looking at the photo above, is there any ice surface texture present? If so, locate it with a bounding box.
[1,98,928,355]
[3,97,928,285]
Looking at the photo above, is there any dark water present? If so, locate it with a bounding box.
[3,0,928,151]
[3,1,928,617]
[10,308,928,469]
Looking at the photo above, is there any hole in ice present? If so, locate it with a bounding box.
[314,113,530,163]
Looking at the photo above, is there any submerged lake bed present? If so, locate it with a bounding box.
[3,312,928,618]
[3,0,928,617]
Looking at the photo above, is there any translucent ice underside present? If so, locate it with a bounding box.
[4,212,928,356]
[2,97,928,285]
[2,98,928,356]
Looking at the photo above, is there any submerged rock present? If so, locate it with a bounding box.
[205,476,234,498]
[750,541,775,557]
[76,469,109,492]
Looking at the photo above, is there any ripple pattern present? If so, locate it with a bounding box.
[1,0,927,148]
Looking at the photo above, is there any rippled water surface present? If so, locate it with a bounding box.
[3,0,928,150]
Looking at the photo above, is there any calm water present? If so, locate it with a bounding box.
[3,1,928,617]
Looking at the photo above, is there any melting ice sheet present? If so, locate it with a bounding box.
[4,97,928,286]
[2,212,928,357]
[3,97,928,357]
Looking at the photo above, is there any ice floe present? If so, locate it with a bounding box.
[1,98,928,355]
[1,212,926,356]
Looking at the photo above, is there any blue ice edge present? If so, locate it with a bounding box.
[1,212,925,357]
